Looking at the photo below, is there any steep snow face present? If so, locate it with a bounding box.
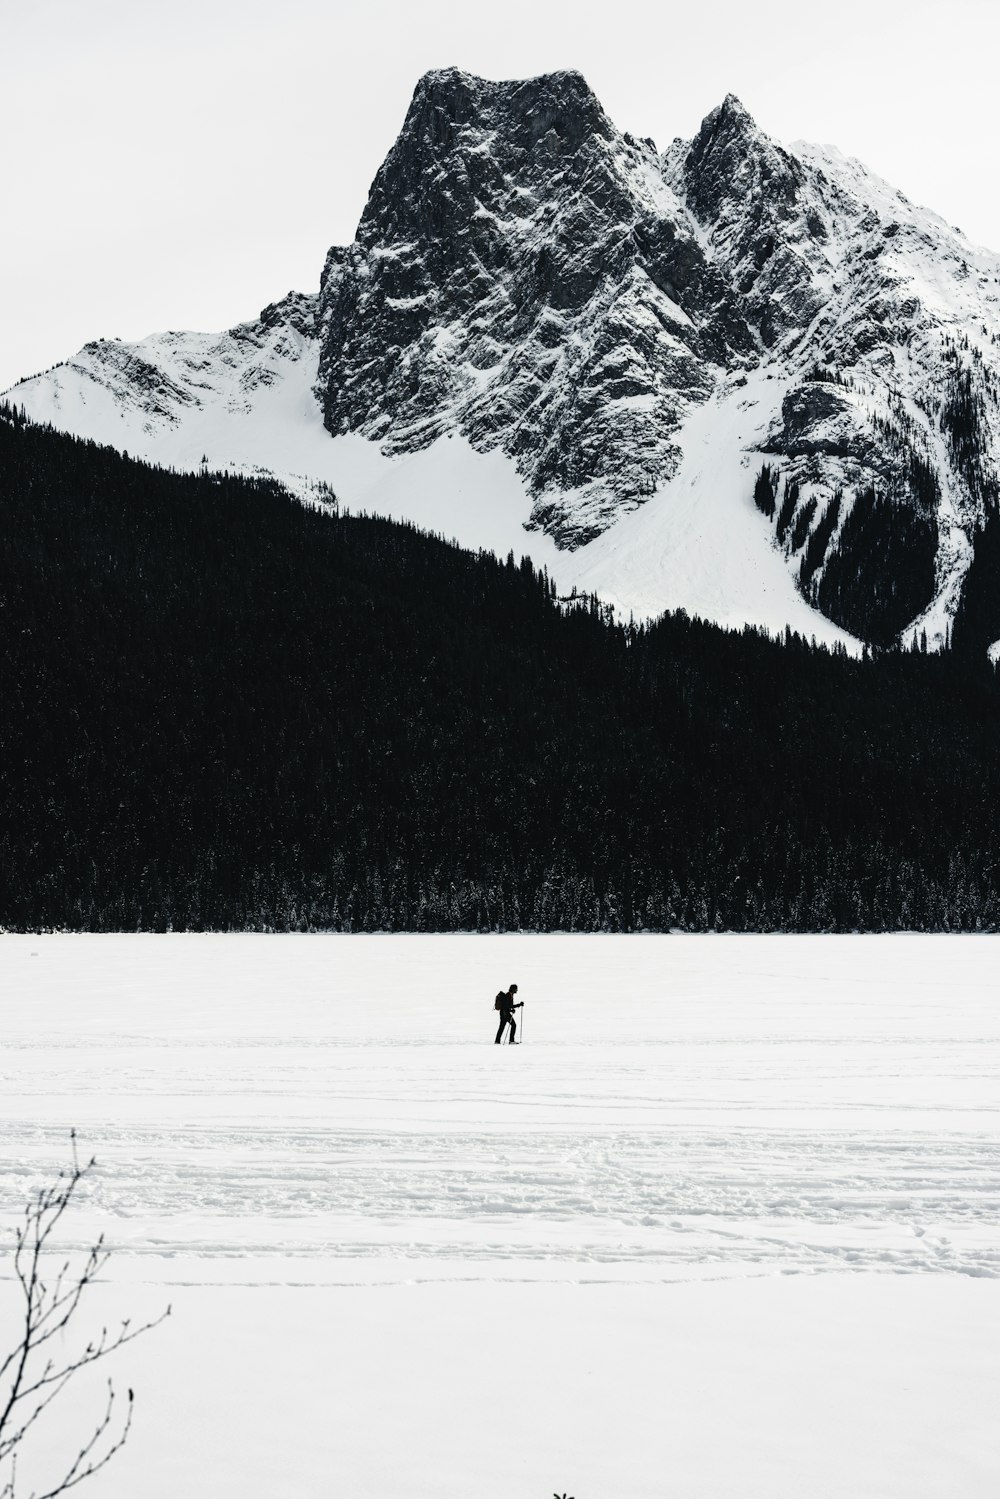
[6,291,320,464]
[8,71,1000,648]
[572,367,825,632]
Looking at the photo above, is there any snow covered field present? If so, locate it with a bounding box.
[1,934,998,1496]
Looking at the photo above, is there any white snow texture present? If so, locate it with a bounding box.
[1,934,998,1498]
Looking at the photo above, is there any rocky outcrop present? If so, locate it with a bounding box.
[316,69,751,544]
[669,94,828,350]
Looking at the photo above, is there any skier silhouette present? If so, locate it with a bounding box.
[494,983,522,1044]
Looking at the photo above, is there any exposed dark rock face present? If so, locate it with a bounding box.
[671,94,826,350]
[317,68,752,545]
[771,383,865,458]
[258,291,317,339]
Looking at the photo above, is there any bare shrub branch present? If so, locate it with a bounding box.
[0,1133,169,1498]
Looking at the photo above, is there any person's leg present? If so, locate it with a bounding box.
[509,1016,517,1044]
[495,1015,506,1044]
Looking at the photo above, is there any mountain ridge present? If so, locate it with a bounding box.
[8,68,1000,651]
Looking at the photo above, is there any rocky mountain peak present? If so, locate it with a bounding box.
[10,72,1000,653]
[701,92,757,136]
[258,290,317,338]
[356,66,616,255]
[669,94,825,348]
[404,66,611,149]
[317,68,739,543]
[682,94,804,223]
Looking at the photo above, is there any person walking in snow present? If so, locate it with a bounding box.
[494,983,522,1044]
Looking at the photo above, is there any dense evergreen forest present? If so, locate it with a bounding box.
[5,405,1000,932]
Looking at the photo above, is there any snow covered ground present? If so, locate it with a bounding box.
[1,934,998,1496]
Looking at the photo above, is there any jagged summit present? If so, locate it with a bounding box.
[411,64,602,106]
[409,65,606,112]
[317,65,736,543]
[8,73,1000,652]
[386,66,614,180]
[674,92,777,188]
[258,290,317,337]
[697,92,758,133]
[682,93,805,217]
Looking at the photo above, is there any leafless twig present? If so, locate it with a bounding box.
[0,1133,169,1498]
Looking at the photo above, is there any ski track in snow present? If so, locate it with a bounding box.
[1,935,998,1287]
[1,1120,996,1279]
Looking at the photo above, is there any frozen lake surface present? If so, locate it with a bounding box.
[1,934,998,1496]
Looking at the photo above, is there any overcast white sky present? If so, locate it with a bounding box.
[3,0,998,393]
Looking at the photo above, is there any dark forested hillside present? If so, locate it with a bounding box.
[4,407,1000,932]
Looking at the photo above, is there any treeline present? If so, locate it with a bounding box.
[5,408,1000,932]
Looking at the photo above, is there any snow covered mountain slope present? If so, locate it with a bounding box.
[8,70,1000,649]
[6,291,320,476]
[1,321,847,645]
